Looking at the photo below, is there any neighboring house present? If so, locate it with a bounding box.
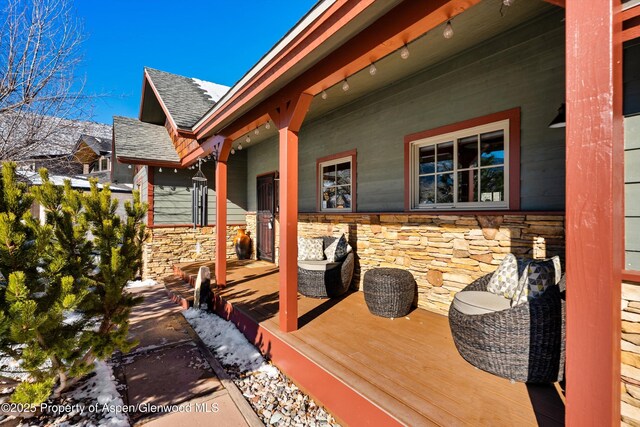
[113,1,638,424]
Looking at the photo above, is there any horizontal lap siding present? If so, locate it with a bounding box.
[246,11,566,212]
[625,116,640,270]
[152,150,248,225]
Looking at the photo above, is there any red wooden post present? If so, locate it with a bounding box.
[271,94,313,332]
[215,138,233,288]
[565,0,623,425]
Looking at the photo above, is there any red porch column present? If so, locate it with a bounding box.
[565,0,623,425]
[215,138,233,288]
[271,94,313,332]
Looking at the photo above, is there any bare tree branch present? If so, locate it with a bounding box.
[0,0,101,166]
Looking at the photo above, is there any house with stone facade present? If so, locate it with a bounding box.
[113,0,639,424]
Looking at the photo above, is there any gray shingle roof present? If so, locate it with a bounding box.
[78,134,112,155]
[113,116,180,164]
[145,67,228,129]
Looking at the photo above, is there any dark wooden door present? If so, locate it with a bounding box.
[257,173,276,262]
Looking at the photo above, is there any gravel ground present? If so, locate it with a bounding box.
[183,308,340,427]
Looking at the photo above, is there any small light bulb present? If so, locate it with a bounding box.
[231,148,235,155]
[369,63,377,76]
[238,143,243,151]
[400,45,410,60]
[443,21,454,39]
[321,90,328,100]
[342,80,350,92]
[254,128,259,135]
[265,121,270,130]
[128,164,132,169]
[503,0,514,5]
[174,168,177,173]
[159,167,163,173]
[246,135,251,143]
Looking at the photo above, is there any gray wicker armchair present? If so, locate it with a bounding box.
[448,273,566,383]
[297,236,354,299]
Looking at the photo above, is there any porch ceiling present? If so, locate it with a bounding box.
[236,0,560,147]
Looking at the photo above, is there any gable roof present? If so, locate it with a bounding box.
[113,116,180,164]
[144,67,229,129]
[76,134,112,156]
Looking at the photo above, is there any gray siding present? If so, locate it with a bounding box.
[247,12,565,212]
[626,116,640,270]
[152,151,247,225]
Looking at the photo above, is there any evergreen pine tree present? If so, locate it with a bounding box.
[0,164,147,404]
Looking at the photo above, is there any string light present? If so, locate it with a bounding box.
[174,168,177,173]
[321,90,328,100]
[238,143,243,151]
[443,20,454,39]
[159,167,163,173]
[245,135,251,144]
[265,121,270,130]
[342,80,350,92]
[503,0,514,5]
[254,128,259,135]
[128,164,132,169]
[400,44,410,60]
[231,148,236,155]
[369,63,377,76]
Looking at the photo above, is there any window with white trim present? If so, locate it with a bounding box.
[410,120,509,210]
[319,157,352,211]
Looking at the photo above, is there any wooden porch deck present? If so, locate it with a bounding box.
[170,260,565,426]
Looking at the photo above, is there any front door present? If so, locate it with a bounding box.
[256,173,276,262]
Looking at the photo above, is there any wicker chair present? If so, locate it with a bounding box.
[448,273,566,383]
[297,236,355,299]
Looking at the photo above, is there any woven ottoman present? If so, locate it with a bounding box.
[363,268,415,318]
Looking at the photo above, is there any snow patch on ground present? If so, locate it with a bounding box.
[192,78,229,103]
[183,308,274,374]
[125,279,156,289]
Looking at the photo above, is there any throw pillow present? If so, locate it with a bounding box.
[486,253,520,299]
[298,237,324,261]
[512,258,557,306]
[324,234,349,262]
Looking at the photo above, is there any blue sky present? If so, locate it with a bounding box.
[74,0,317,124]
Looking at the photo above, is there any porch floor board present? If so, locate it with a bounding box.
[174,260,565,426]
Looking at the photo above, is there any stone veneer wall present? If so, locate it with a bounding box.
[622,280,640,426]
[246,212,564,315]
[142,225,246,278]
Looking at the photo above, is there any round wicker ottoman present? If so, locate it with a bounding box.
[363,268,415,318]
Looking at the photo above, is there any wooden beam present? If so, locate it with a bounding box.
[271,94,313,333]
[565,0,623,425]
[543,0,565,7]
[194,0,480,142]
[215,138,233,288]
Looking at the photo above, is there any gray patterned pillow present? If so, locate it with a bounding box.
[298,237,324,261]
[324,234,349,262]
[512,256,561,305]
[486,253,520,298]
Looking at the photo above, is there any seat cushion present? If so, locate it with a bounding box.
[452,291,512,315]
[298,260,341,271]
[298,237,324,261]
[486,253,520,299]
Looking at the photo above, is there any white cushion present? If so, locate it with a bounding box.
[298,260,341,271]
[453,291,512,315]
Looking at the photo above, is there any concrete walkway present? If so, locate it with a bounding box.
[117,283,261,426]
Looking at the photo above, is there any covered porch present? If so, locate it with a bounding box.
[167,260,565,426]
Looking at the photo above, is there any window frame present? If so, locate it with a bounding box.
[316,150,356,213]
[410,120,510,210]
[404,108,521,212]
